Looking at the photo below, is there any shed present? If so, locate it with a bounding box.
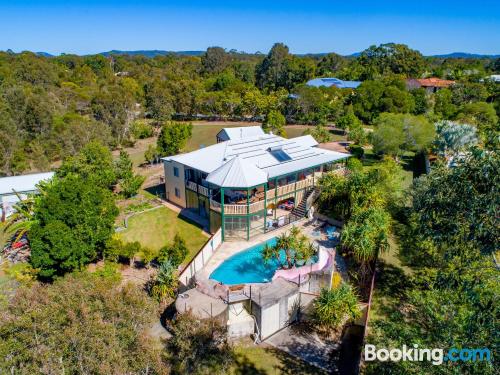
[216,126,265,143]
[0,172,54,221]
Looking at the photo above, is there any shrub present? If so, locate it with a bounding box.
[131,120,154,139]
[158,234,188,267]
[313,283,361,330]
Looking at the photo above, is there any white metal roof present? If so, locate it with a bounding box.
[163,129,349,188]
[217,126,265,141]
[0,172,54,196]
[206,156,268,188]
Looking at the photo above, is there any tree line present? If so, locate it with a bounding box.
[1,43,499,175]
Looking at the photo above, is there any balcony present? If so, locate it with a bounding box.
[186,180,210,197]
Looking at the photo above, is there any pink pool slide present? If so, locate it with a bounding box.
[272,247,333,281]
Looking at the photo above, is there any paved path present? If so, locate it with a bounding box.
[264,324,339,373]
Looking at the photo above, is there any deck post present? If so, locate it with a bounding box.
[247,188,250,240]
[263,184,267,232]
[221,187,225,241]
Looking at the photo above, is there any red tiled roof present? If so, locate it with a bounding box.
[414,78,455,88]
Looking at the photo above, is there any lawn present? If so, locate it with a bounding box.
[118,206,208,264]
[232,342,325,374]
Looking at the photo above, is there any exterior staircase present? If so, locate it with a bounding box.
[292,186,320,217]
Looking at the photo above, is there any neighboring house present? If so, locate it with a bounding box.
[0,172,54,221]
[406,77,455,93]
[306,77,362,89]
[163,127,349,241]
[482,74,500,83]
[216,126,265,143]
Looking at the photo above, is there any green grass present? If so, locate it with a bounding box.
[118,206,208,264]
[232,342,325,374]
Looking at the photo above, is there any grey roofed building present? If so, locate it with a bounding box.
[306,77,361,89]
[163,133,347,186]
[162,126,349,240]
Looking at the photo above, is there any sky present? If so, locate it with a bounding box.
[1,0,499,56]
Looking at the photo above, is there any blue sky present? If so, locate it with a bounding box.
[1,0,499,55]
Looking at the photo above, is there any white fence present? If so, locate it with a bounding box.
[179,228,222,287]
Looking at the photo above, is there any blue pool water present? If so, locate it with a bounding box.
[209,237,318,285]
[210,237,279,284]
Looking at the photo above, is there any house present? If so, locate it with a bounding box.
[0,172,54,221]
[163,127,349,241]
[406,77,455,93]
[483,74,500,83]
[216,126,265,143]
[306,77,362,89]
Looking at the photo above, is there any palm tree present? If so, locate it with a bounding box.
[341,206,390,279]
[262,226,317,269]
[313,283,361,331]
[149,260,178,303]
[3,191,37,243]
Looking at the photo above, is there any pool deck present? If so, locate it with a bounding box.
[175,217,345,325]
[197,218,315,281]
[196,218,343,287]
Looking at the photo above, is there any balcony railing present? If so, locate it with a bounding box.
[198,185,209,197]
[203,170,347,216]
[186,180,197,192]
[186,181,210,197]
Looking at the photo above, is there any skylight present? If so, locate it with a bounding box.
[270,148,292,162]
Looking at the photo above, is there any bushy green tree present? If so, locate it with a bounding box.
[130,120,154,139]
[57,141,117,188]
[456,101,499,138]
[371,113,435,157]
[367,147,499,375]
[302,125,332,143]
[166,313,235,375]
[201,47,230,75]
[114,150,145,197]
[358,43,426,79]
[157,121,193,156]
[434,88,457,119]
[352,79,415,123]
[29,174,118,279]
[256,43,315,90]
[0,273,166,374]
[262,110,286,136]
[158,233,188,267]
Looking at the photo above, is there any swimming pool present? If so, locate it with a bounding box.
[209,237,318,285]
[209,237,279,285]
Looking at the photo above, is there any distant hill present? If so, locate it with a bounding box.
[345,51,498,59]
[430,52,500,59]
[99,50,204,57]
[36,51,54,57]
[12,49,500,59]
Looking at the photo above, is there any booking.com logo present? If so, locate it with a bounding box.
[364,344,492,365]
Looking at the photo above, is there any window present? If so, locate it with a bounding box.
[175,187,180,198]
[173,166,179,177]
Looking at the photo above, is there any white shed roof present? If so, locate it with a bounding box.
[0,172,54,196]
[163,129,349,188]
[217,126,265,141]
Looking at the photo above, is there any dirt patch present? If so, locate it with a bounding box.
[319,141,351,153]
